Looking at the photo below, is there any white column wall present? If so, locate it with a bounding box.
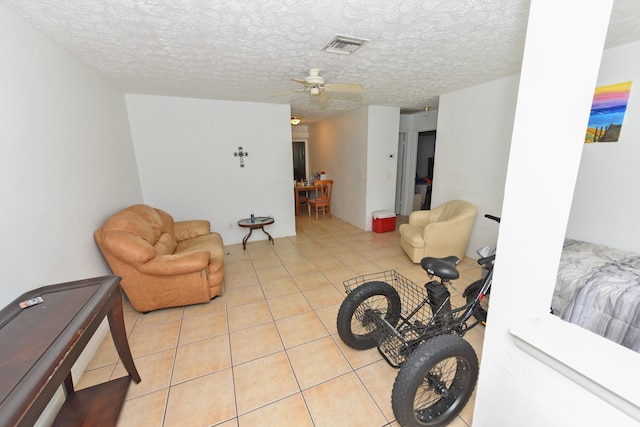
[309,107,369,228]
[474,1,638,426]
[365,106,401,229]
[434,75,519,254]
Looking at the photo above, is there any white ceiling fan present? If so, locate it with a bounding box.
[291,69,363,96]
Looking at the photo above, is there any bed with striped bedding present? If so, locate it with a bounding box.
[551,238,640,352]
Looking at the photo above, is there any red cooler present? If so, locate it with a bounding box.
[372,210,396,233]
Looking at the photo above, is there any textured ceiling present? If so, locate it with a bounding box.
[4,0,640,124]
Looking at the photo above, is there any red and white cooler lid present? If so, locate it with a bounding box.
[372,210,396,219]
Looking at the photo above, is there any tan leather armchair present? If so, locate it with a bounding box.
[95,204,224,312]
[399,200,477,263]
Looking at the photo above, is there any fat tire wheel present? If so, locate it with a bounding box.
[336,281,401,350]
[463,279,489,324]
[392,334,479,427]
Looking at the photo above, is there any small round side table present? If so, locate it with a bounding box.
[237,216,275,250]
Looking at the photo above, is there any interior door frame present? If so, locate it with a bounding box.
[396,131,419,216]
[395,133,407,213]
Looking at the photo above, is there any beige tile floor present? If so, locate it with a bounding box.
[78,214,485,427]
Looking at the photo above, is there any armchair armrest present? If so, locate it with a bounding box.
[138,251,210,275]
[174,220,211,241]
[100,231,156,266]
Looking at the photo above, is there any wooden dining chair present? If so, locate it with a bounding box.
[308,180,333,220]
[296,193,309,215]
[295,183,316,215]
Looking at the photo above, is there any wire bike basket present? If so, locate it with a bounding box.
[343,270,472,368]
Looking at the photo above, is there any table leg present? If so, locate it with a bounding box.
[63,373,75,396]
[107,289,141,383]
[242,227,254,250]
[261,226,274,245]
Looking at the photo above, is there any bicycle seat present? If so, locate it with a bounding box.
[420,256,460,281]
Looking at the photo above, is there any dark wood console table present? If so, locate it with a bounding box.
[0,275,141,426]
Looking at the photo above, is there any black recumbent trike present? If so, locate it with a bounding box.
[336,242,495,427]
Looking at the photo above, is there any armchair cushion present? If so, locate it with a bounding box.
[95,204,224,312]
[399,200,477,263]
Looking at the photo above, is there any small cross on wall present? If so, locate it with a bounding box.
[234,146,248,167]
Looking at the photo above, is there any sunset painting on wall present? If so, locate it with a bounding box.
[585,81,632,143]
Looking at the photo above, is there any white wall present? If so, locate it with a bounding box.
[309,107,369,228]
[126,95,296,245]
[308,106,400,230]
[566,40,640,253]
[365,106,401,227]
[0,3,142,306]
[436,38,640,260]
[433,76,519,254]
[0,3,142,424]
[436,43,640,261]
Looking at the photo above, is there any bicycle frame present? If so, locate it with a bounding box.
[343,264,493,368]
[338,227,499,426]
[459,261,493,324]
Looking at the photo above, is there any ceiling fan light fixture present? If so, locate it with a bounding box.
[290,117,301,126]
[310,86,320,95]
[322,35,369,55]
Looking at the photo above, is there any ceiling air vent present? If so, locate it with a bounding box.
[322,35,369,55]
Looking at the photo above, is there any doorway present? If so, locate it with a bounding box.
[416,130,436,210]
[292,141,306,181]
[395,128,437,215]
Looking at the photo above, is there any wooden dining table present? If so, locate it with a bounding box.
[294,184,319,215]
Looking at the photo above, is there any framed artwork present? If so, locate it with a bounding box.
[585,81,632,143]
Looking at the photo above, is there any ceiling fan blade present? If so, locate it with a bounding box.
[324,83,363,93]
[272,88,307,97]
[292,79,309,85]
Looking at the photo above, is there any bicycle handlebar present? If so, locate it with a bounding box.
[478,254,496,265]
[484,214,501,223]
[477,215,499,266]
